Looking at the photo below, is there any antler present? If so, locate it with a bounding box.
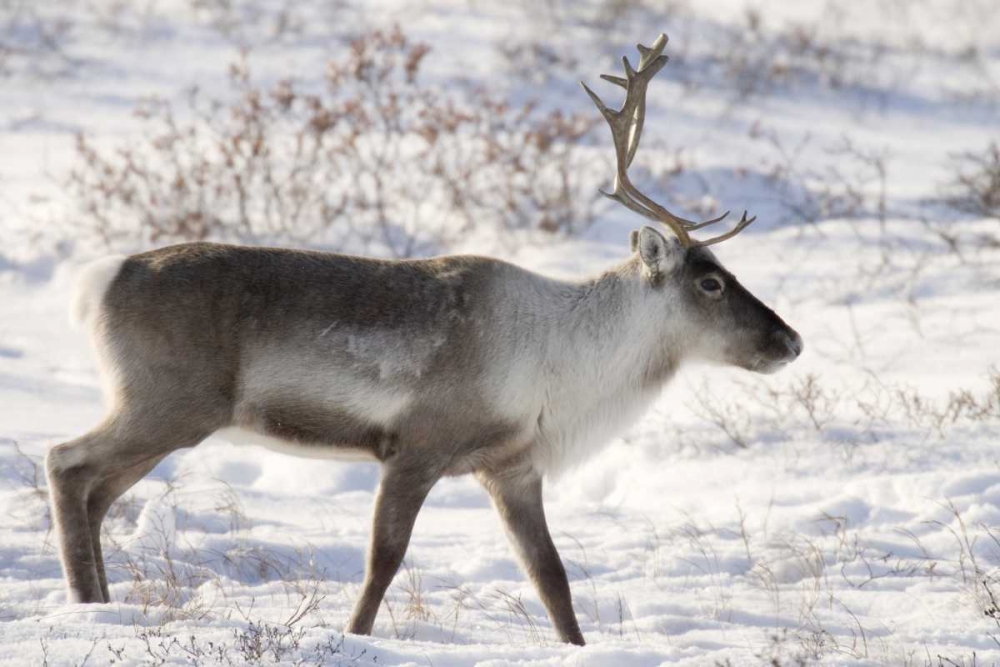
[581,33,756,248]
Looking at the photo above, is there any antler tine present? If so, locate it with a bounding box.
[694,211,757,247]
[625,33,668,168]
[679,209,731,230]
[637,33,668,69]
[598,187,661,222]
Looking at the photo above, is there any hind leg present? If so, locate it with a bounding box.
[88,454,168,602]
[47,413,212,604]
[47,429,108,603]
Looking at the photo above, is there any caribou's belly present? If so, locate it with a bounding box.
[214,426,383,462]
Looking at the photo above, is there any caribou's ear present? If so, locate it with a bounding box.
[636,226,682,279]
[629,229,640,252]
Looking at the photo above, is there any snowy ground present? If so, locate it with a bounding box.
[1,1,1000,665]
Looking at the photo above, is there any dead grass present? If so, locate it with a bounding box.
[4,440,52,535]
[100,621,364,666]
[688,368,1000,452]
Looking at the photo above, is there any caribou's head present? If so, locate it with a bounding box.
[584,33,802,374]
[629,226,802,373]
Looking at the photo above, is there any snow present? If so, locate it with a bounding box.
[2,0,1000,665]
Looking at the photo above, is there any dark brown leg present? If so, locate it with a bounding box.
[346,459,440,636]
[479,466,585,646]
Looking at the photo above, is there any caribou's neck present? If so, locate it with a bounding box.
[558,256,680,385]
[530,257,681,474]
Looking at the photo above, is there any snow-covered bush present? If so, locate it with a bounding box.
[68,27,600,256]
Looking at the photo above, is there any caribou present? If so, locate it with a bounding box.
[47,34,802,645]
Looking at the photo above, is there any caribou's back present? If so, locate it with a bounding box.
[96,242,540,472]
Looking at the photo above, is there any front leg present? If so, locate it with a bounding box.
[478,465,585,646]
[346,458,440,636]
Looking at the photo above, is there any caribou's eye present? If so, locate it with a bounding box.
[700,278,722,292]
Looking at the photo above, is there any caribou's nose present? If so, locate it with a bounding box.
[780,330,804,359]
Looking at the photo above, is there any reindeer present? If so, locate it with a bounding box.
[46,34,801,645]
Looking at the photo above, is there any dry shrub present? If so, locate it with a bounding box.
[850,368,1000,440]
[4,441,52,533]
[944,141,1000,221]
[113,622,355,666]
[754,129,891,228]
[68,26,600,257]
[497,39,579,85]
[188,0,311,46]
[690,369,999,453]
[737,373,842,433]
[689,384,753,449]
[710,8,854,101]
[891,373,1000,438]
[0,0,77,79]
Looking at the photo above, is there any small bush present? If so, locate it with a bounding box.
[0,1,77,79]
[68,26,600,257]
[944,141,1000,221]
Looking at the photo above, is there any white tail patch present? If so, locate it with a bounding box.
[70,256,126,329]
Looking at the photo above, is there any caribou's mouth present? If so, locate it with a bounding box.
[754,357,794,374]
[748,332,803,374]
[749,356,792,375]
